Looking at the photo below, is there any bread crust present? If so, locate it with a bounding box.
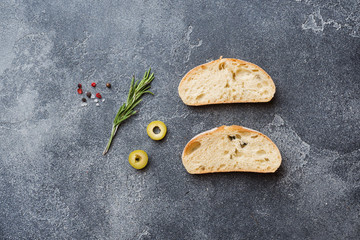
[178,58,276,106]
[182,125,282,174]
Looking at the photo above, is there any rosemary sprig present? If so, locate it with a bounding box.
[103,69,154,155]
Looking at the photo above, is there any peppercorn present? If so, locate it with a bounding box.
[96,93,102,99]
[86,92,91,98]
[106,83,111,88]
[82,98,87,102]
[77,88,83,94]
[91,82,96,87]
[78,83,82,88]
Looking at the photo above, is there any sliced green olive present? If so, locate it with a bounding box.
[147,120,167,140]
[128,150,148,169]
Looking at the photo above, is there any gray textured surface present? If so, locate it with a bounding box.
[0,0,359,239]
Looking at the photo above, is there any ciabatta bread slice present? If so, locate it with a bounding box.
[178,58,276,106]
[182,125,281,174]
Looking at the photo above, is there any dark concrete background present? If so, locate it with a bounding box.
[0,0,359,239]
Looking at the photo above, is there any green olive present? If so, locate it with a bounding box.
[147,121,167,140]
[128,150,148,169]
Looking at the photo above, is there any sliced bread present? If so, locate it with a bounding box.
[178,57,276,106]
[182,125,281,174]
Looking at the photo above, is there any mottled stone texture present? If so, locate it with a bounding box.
[0,0,359,239]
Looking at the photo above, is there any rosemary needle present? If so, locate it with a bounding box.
[103,69,154,155]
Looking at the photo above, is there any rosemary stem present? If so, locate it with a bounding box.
[103,124,120,155]
[102,68,154,155]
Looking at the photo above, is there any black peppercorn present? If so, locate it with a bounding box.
[86,92,91,98]
[82,98,87,102]
[106,83,111,88]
